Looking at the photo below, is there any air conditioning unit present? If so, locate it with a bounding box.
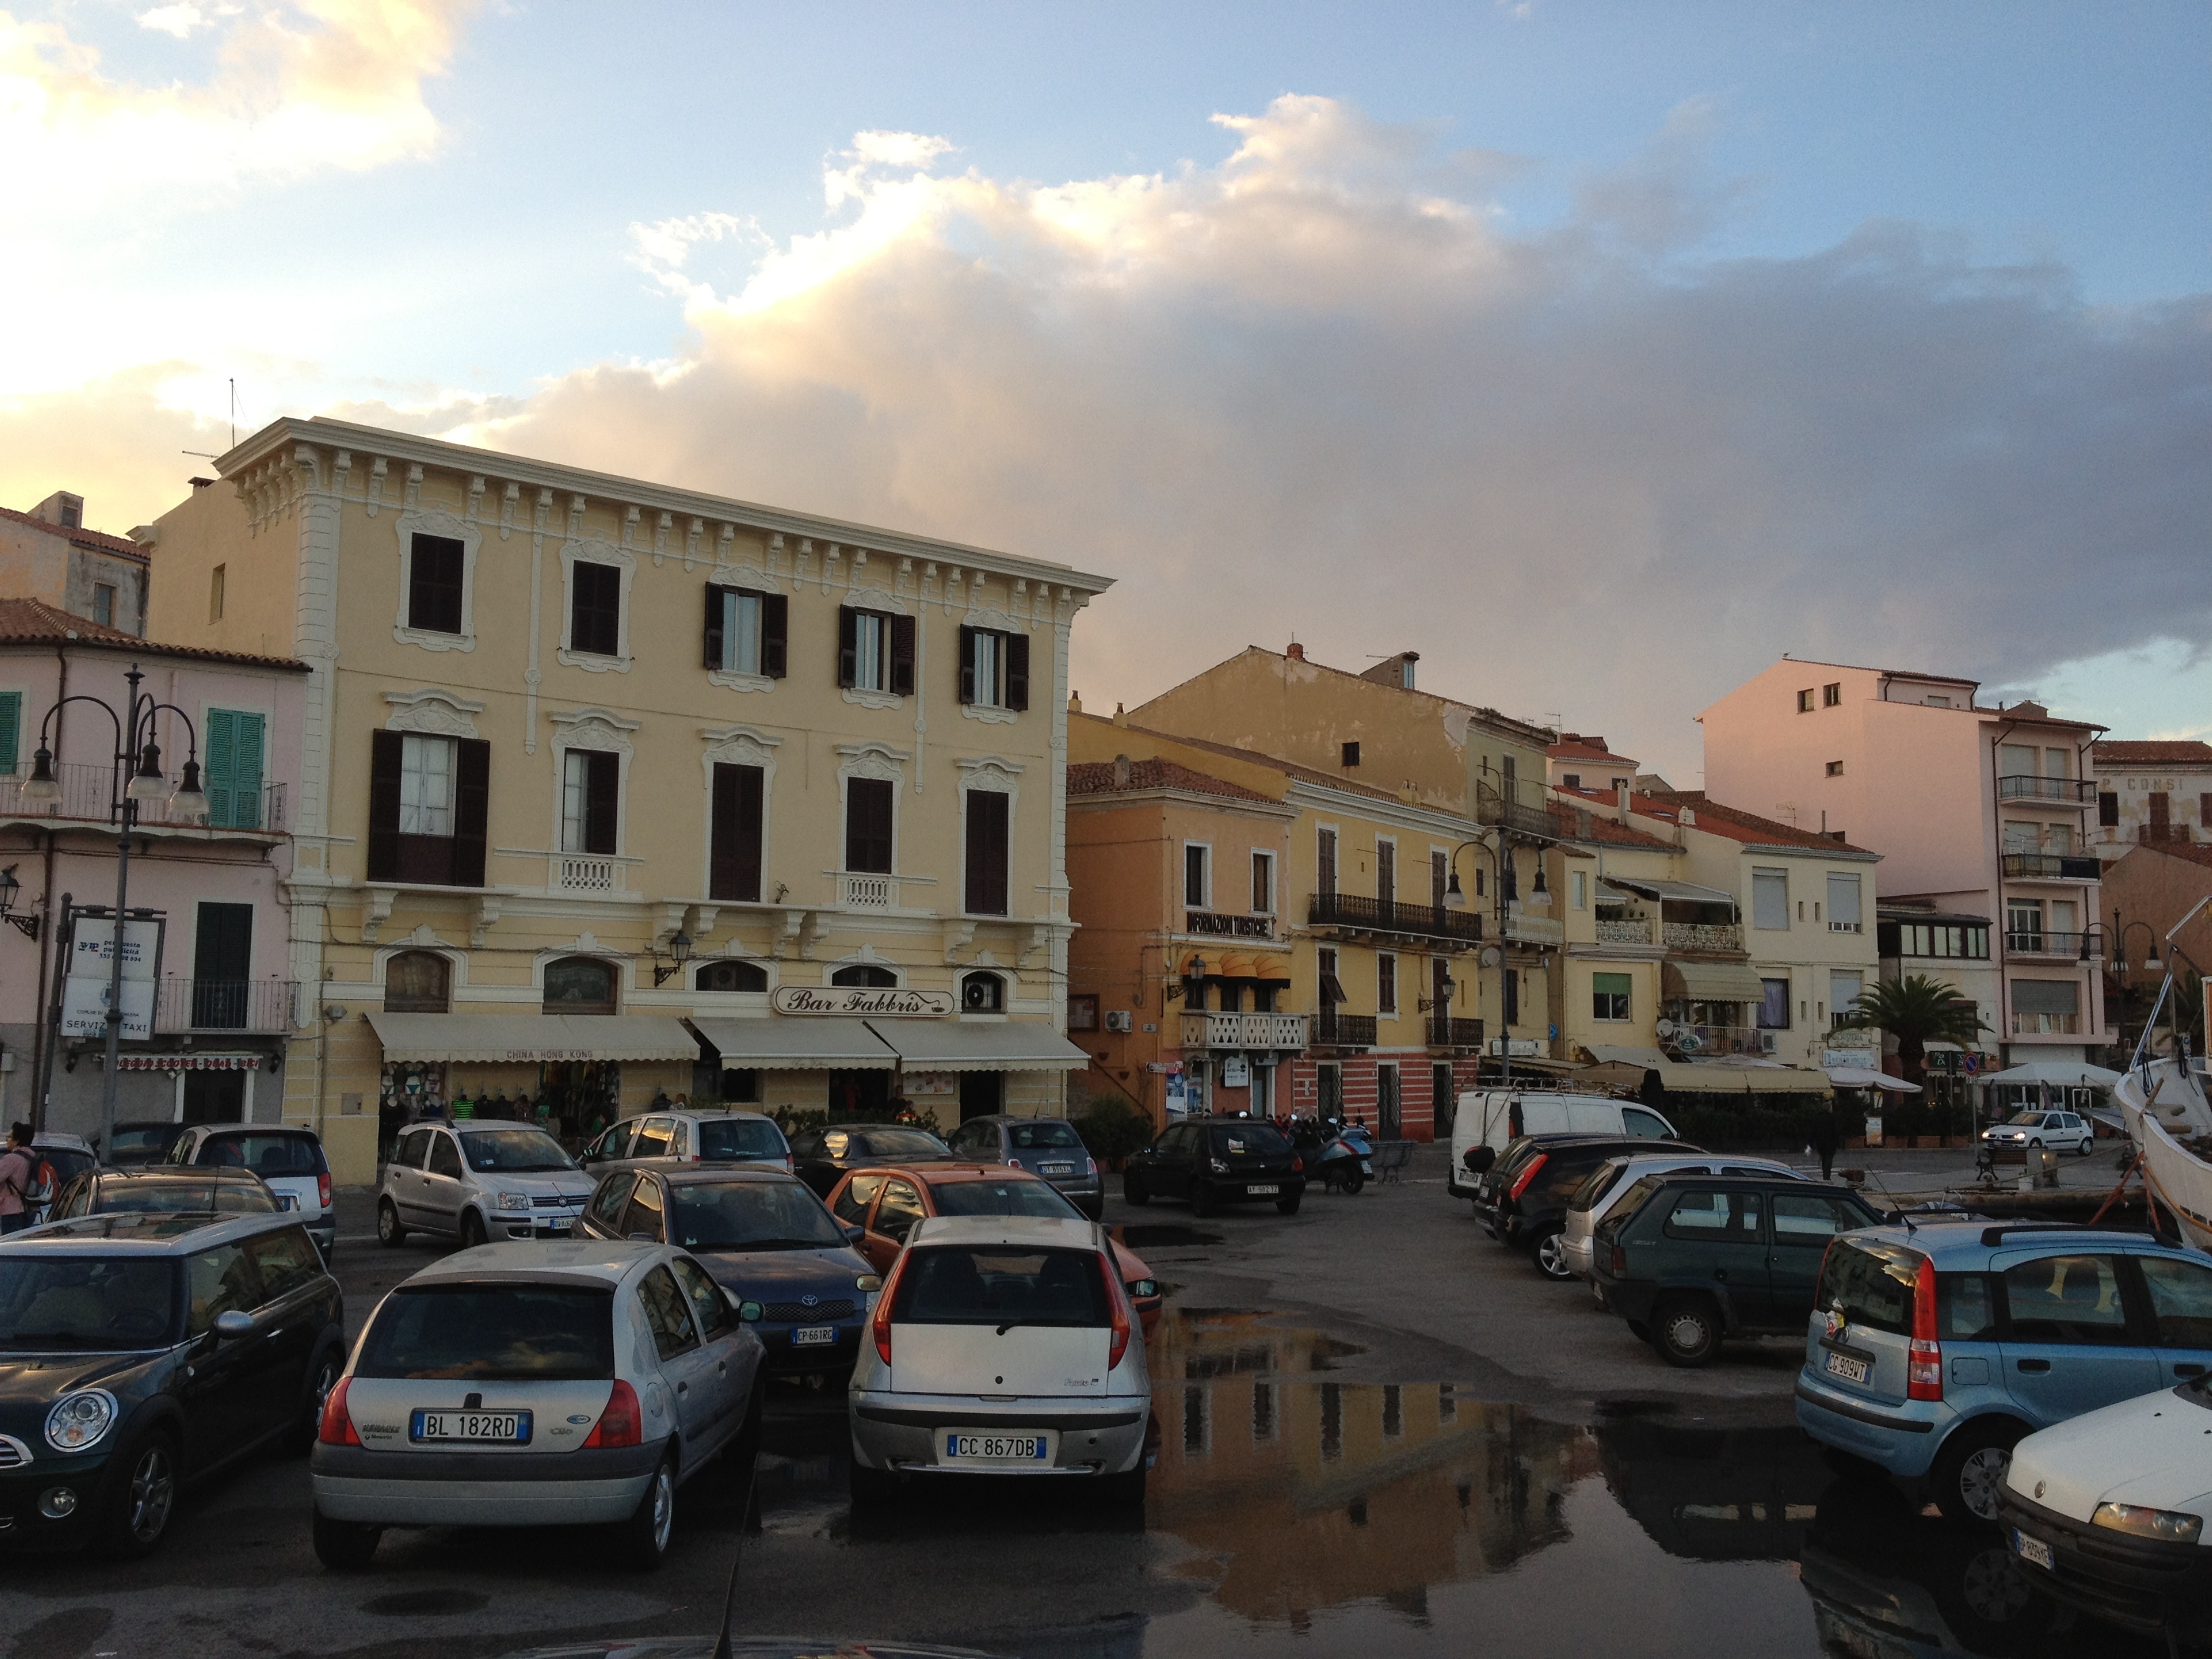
[1759,1031,1778,1054]
[1103,1010,1134,1033]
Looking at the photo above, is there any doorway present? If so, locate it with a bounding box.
[958,1072,1004,1122]
[192,902,253,1029]
[830,1069,893,1121]
[1433,1063,1456,1138]
[184,1070,245,1124]
[1377,1063,1401,1139]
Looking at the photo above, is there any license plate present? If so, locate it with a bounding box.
[1248,1183,1281,1195]
[410,1409,531,1444]
[1824,1350,1870,1385]
[793,1326,837,1346]
[2012,1528,2055,1572]
[277,1193,299,1210]
[1040,1164,1075,1176]
[942,1431,1054,1463]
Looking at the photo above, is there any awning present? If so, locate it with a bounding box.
[1604,877,1737,906]
[365,1012,699,1064]
[1586,1044,1667,1068]
[1979,1061,2122,1087]
[688,1017,897,1071]
[1825,1065,1921,1093]
[1662,961,1769,1002]
[1654,1060,1832,1097]
[864,1021,1092,1073]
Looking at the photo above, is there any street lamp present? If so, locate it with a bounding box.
[0,865,36,941]
[651,930,695,987]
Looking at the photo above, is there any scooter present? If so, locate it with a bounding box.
[1308,1118,1374,1195]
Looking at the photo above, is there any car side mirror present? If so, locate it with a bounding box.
[626,1231,655,1243]
[212,1309,254,1340]
[842,1222,865,1244]
[737,1300,764,1324]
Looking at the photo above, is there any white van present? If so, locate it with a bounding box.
[1444,1090,1679,1204]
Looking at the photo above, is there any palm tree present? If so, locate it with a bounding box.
[1833,973,1986,1086]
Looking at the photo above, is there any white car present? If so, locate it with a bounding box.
[168,1125,335,1256]
[1445,1090,1679,1204]
[1999,1380,2212,1643]
[1980,1109,2097,1158]
[310,1240,765,1569]
[1559,1152,1809,1283]
[377,1120,598,1247]
[848,1214,1149,1504]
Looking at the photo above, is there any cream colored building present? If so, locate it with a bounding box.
[146,417,1110,1181]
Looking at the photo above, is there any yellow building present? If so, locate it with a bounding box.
[146,417,1111,1181]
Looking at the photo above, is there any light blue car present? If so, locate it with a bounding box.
[1794,1220,2212,1523]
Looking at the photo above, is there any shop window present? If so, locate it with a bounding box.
[385,950,452,1013]
[695,959,767,994]
[544,956,617,1015]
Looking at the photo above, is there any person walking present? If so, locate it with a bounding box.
[0,1124,37,1235]
[1809,1099,1843,1182]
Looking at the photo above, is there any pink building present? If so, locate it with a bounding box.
[1700,659,2107,1070]
[0,600,310,1139]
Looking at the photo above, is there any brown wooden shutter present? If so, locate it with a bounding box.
[957,626,976,704]
[703,585,726,670]
[584,750,619,855]
[2202,792,2212,830]
[1317,827,1336,897]
[367,731,403,880]
[1006,632,1029,711]
[965,790,1009,915]
[846,778,893,873]
[453,737,489,886]
[837,606,858,687]
[760,594,787,678]
[890,614,916,696]
[2100,792,2120,827]
[710,762,764,902]
[2150,792,2171,831]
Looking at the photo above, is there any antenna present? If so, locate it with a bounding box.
[230,378,237,450]
[707,1431,758,1659]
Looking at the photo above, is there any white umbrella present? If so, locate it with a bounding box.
[1824,1065,1922,1093]
[1977,1061,2123,1086]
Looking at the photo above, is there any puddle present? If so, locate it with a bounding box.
[359,1588,491,1616]
[1158,1308,1368,1377]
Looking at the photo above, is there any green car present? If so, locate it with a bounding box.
[1589,1173,1883,1367]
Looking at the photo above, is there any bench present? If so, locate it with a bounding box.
[1373,1140,1416,1185]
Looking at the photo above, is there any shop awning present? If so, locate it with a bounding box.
[365,1012,699,1064]
[1654,1060,1832,1097]
[687,1017,898,1071]
[1662,960,1769,1002]
[863,1020,1092,1073]
[1603,877,1737,906]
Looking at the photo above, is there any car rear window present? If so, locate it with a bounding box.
[857,1130,951,1160]
[930,1180,1081,1221]
[1210,1126,1291,1159]
[697,1118,787,1162]
[0,1257,177,1349]
[108,1127,180,1162]
[1818,1240,1921,1336]
[38,1148,98,1186]
[102,1178,279,1215]
[356,1284,615,1380]
[1008,1121,1084,1150]
[198,1134,326,1177]
[1536,1157,1612,1206]
[669,1181,845,1250]
[892,1245,1110,1328]
[1568,1162,1630,1213]
[1595,1175,1664,1237]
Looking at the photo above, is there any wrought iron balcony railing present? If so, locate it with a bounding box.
[1312,1011,1378,1050]
[153,978,299,1034]
[1307,892,1483,945]
[1997,775,2096,804]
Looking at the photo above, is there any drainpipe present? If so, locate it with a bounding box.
[1989,717,2019,1092]
[29,643,70,1131]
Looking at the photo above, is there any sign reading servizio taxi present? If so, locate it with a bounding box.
[771,987,955,1017]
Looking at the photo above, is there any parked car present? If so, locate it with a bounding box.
[826,1163,1162,1338]
[1469,1133,1683,1246]
[1560,1153,1809,1282]
[579,1166,876,1385]
[169,1125,335,1257]
[0,1210,346,1555]
[787,1124,958,1198]
[943,1115,1104,1220]
[376,1120,597,1248]
[1795,1220,2212,1523]
[1999,1378,2212,1644]
[1589,1172,1883,1368]
[1122,1119,1305,1216]
[104,1122,186,1168]
[50,1168,281,1220]
[1485,1135,1704,1278]
[310,1238,764,1569]
[1446,1090,1679,1206]
[1981,1109,2097,1158]
[579,1108,792,1174]
[848,1214,1149,1504]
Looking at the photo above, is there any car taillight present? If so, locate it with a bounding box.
[1507,1153,1549,1202]
[1104,1252,1133,1371]
[317,1376,360,1446]
[872,1250,914,1366]
[317,1172,332,1209]
[1610,1245,1627,1274]
[1907,1254,1943,1401]
[581,1380,642,1448]
[1292,1156,1303,1174]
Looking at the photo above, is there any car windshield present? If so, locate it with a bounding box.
[857,1130,952,1160]
[197,1134,324,1177]
[930,1179,1083,1220]
[892,1245,1110,1328]
[697,1118,787,1162]
[1210,1126,1292,1159]
[356,1284,614,1380]
[100,1179,277,1215]
[2003,1111,2048,1127]
[1818,1239,1921,1336]
[107,1128,178,1164]
[460,1128,576,1172]
[0,1257,176,1349]
[1008,1121,1084,1151]
[669,1182,845,1250]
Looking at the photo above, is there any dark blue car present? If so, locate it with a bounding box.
[579,1166,878,1383]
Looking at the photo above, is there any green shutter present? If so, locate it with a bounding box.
[232,712,264,829]
[0,692,20,777]
[203,710,234,826]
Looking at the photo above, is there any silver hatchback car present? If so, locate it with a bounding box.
[377,1120,598,1248]
[579,1108,792,1176]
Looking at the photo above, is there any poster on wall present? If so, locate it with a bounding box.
[1163,1066,1193,1119]
[1221,1056,1251,1088]
[60,912,163,1041]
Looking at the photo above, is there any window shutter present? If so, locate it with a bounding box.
[760,594,787,678]
[837,607,858,688]
[203,710,235,828]
[368,731,404,880]
[958,626,977,705]
[1006,632,1029,712]
[1317,827,1336,897]
[0,691,20,775]
[710,762,764,902]
[232,712,265,830]
[584,750,619,855]
[965,790,1009,916]
[452,738,490,886]
[2099,792,2120,827]
[2202,792,2212,830]
[703,584,726,670]
[890,614,916,696]
[846,778,893,873]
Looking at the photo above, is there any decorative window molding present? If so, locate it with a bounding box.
[962,701,1019,726]
[956,754,1025,819]
[700,725,781,901]
[383,688,485,739]
[844,685,903,711]
[557,537,636,672]
[392,509,482,652]
[549,708,638,859]
[838,742,908,872]
[709,568,781,693]
[827,943,900,987]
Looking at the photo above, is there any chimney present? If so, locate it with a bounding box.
[1615,784,1631,821]
[1067,689,1082,715]
[30,491,83,529]
[1357,651,1420,690]
[1113,753,1132,790]
[1111,702,1128,727]
[1679,807,1696,829]
[1286,641,1306,661]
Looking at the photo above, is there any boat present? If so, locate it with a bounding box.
[2112,958,2212,1254]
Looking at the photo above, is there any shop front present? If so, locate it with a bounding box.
[110,1052,276,1126]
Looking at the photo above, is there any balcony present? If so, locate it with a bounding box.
[554,854,628,894]
[153,978,298,1034]
[0,762,287,834]
[1666,1023,1767,1058]
[1312,1011,1378,1050]
[1662,920,1744,953]
[2005,929,2092,960]
[2011,1012,2082,1036]
[1475,781,1554,840]
[1307,892,1483,947]
[1507,911,1564,945]
[1180,1011,1308,1052]
[1998,775,2096,804]
[1427,1015,1486,1050]
[2001,854,2102,882]
[1595,917,1654,945]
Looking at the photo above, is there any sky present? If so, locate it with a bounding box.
[1,1,2207,783]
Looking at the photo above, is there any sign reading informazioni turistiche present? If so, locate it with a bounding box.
[771,987,955,1017]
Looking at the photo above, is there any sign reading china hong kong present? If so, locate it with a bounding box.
[771,987,956,1018]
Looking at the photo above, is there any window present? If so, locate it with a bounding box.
[1824,760,1844,777]
[1796,689,1814,712]
[1570,869,1587,911]
[2002,820,2041,853]
[368,731,488,886]
[1340,741,1361,767]
[1752,868,1789,930]
[2139,1256,2212,1349]
[958,626,1030,711]
[695,958,767,993]
[2044,747,2068,779]
[1185,843,1210,907]
[1377,954,1397,1015]
[670,1255,735,1339]
[1826,872,1862,931]
[426,1134,463,1178]
[384,950,452,1013]
[2011,979,2080,1033]
[91,583,115,628]
[1772,1192,1858,1244]
[961,972,1005,1013]
[1067,994,1099,1031]
[833,1172,886,1227]
[201,708,266,830]
[248,1227,324,1300]
[408,534,465,634]
[561,749,619,855]
[965,790,1010,915]
[186,1242,260,1336]
[845,777,894,874]
[1376,838,1395,905]
[1830,971,1863,1027]
[190,901,252,1027]
[1252,851,1276,915]
[637,1265,700,1361]
[1592,972,1631,1022]
[2001,1254,2131,1345]
[874,1180,926,1243]
[209,565,225,623]
[1757,977,1790,1029]
[832,964,899,988]
[838,607,915,697]
[2098,791,2119,827]
[703,585,787,680]
[0,690,18,775]
[709,762,764,902]
[1822,682,1841,708]
[543,956,617,1015]
[1317,947,1346,1006]
[1317,827,1337,897]
[402,735,454,836]
[1663,1189,1761,1240]
[569,560,622,657]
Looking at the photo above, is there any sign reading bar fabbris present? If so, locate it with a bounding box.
[771,987,954,1018]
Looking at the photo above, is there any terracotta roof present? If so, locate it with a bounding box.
[1067,758,1277,804]
[1548,734,1637,766]
[1647,790,1877,855]
[2093,740,2212,767]
[0,598,308,671]
[1767,656,1982,689]
[1544,801,1676,851]
[1109,718,1406,802]
[2114,840,2212,875]
[0,506,148,560]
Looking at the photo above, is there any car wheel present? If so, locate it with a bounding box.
[459,1209,489,1250]
[1275,1191,1302,1216]
[1530,1228,1575,1282]
[2026,1139,2043,1149]
[103,1432,179,1558]
[288,1346,342,1454]
[619,1455,677,1568]
[2075,1136,2093,1156]
[312,1509,382,1570]
[376,1199,407,1247]
[1933,1420,2025,1525]
[1651,1296,1722,1368]
[1123,1172,1150,1207]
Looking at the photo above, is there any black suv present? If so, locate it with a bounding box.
[0,1211,345,1554]
[1477,1134,1700,1275]
[1124,1119,1306,1216]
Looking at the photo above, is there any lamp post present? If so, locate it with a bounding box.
[1443,832,1551,1084]
[18,664,205,1156]
[651,931,695,987]
[0,865,38,940]
[2110,912,2165,1055]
